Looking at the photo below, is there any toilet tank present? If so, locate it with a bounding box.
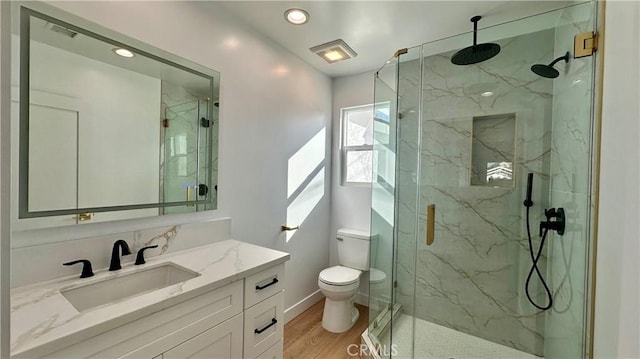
[337,228,371,271]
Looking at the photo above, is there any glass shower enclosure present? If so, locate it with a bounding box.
[367,2,599,358]
[160,81,217,214]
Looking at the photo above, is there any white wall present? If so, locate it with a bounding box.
[330,71,374,301]
[594,1,640,358]
[5,0,332,320]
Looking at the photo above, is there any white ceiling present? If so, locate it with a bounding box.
[217,1,572,78]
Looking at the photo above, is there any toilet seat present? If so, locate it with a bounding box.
[319,266,361,286]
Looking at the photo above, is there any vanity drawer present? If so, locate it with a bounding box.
[244,263,285,308]
[244,291,284,359]
[163,313,243,359]
[39,281,243,359]
[256,339,283,359]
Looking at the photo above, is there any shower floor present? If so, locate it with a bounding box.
[380,314,541,359]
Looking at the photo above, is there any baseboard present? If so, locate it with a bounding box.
[285,289,325,323]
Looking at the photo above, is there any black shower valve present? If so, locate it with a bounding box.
[539,207,566,236]
[544,208,558,219]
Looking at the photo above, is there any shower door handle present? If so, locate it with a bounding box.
[186,186,194,207]
[426,204,435,246]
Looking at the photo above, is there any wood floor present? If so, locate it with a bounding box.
[284,299,369,359]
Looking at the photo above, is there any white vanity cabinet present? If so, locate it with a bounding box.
[18,264,286,359]
[243,264,286,359]
[11,240,289,359]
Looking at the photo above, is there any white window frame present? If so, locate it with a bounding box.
[341,104,374,187]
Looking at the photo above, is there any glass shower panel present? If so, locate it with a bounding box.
[388,46,422,359]
[399,2,597,358]
[544,2,597,358]
[161,81,201,214]
[205,101,219,211]
[369,58,398,359]
[416,26,554,356]
[196,98,213,212]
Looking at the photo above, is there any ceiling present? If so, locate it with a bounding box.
[217,1,572,78]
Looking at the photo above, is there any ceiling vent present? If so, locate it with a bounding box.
[310,39,357,64]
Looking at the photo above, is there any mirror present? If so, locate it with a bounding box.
[12,4,219,228]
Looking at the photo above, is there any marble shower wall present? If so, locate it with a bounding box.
[395,30,558,356]
[544,2,596,358]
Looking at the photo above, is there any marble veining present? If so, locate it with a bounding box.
[141,225,179,254]
[10,240,289,357]
[371,4,595,358]
[394,29,555,356]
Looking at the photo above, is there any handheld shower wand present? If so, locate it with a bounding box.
[523,173,553,310]
[523,173,534,208]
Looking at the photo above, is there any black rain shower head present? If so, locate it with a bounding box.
[451,16,501,66]
[531,52,570,79]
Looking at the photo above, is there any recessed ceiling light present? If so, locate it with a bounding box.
[284,8,309,25]
[113,48,134,58]
[481,91,494,97]
[310,39,357,64]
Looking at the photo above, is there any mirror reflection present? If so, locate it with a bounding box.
[15,7,219,227]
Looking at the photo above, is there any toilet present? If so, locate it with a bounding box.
[318,228,371,333]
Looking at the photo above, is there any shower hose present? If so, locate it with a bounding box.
[525,205,553,311]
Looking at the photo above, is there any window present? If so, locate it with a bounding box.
[341,105,374,185]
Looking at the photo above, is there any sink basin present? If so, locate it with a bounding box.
[61,263,199,312]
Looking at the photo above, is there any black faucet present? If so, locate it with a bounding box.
[109,240,131,271]
[135,245,159,265]
[63,259,94,278]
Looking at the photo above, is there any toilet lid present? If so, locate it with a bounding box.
[319,266,361,285]
[369,268,386,284]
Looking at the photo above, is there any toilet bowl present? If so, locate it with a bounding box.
[318,265,361,333]
[318,228,371,333]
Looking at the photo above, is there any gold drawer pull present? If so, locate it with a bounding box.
[426,204,435,246]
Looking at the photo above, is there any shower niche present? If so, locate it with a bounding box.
[470,113,516,187]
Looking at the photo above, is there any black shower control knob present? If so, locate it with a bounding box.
[544,208,554,218]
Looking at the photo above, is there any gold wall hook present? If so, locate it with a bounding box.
[281,225,299,231]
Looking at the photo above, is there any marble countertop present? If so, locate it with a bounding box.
[11,240,290,357]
